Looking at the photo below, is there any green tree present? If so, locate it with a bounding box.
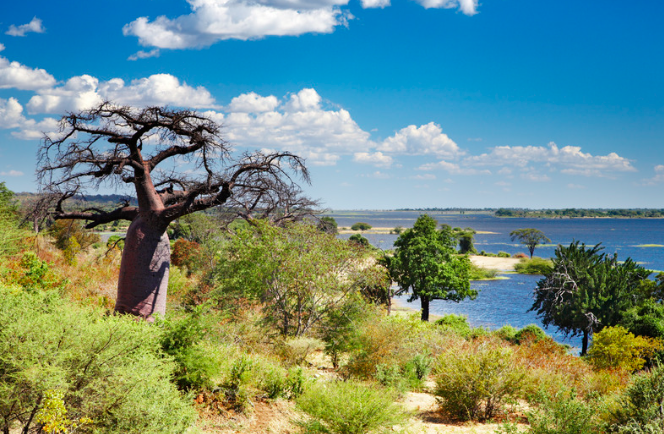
[317,216,338,234]
[387,215,475,321]
[211,221,366,336]
[530,242,651,355]
[452,226,477,254]
[510,228,551,258]
[348,233,370,247]
[350,222,372,231]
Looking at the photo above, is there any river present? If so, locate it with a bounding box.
[328,210,664,351]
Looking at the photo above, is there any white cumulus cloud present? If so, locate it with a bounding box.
[213,88,373,166]
[417,159,490,175]
[378,122,462,159]
[27,74,216,114]
[353,151,393,167]
[123,0,476,49]
[0,170,24,177]
[128,48,161,61]
[0,98,26,129]
[229,92,279,113]
[465,142,635,177]
[123,0,349,48]
[0,56,56,91]
[6,17,45,37]
[414,0,477,14]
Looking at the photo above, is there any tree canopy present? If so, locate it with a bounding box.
[510,228,550,258]
[387,214,474,321]
[530,241,652,355]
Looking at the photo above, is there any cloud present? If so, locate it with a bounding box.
[123,0,349,48]
[0,98,26,129]
[641,165,664,186]
[128,48,161,61]
[412,174,436,180]
[361,0,391,8]
[0,170,24,177]
[229,92,279,113]
[123,0,476,49]
[414,0,477,14]
[6,17,45,37]
[0,56,56,90]
[216,88,373,166]
[417,159,491,175]
[12,117,60,140]
[0,44,4,52]
[567,183,586,189]
[465,142,635,177]
[0,98,60,140]
[377,122,462,159]
[521,172,551,182]
[27,73,216,114]
[353,151,393,167]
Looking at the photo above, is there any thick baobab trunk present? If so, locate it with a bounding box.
[114,216,170,320]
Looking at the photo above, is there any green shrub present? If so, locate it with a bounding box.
[158,307,220,391]
[606,365,664,432]
[497,251,511,258]
[435,314,472,336]
[588,326,663,372]
[348,233,370,247]
[513,324,548,344]
[435,342,526,421]
[297,380,406,434]
[514,257,553,275]
[278,336,325,366]
[350,222,372,231]
[494,325,519,342]
[527,390,598,434]
[469,263,499,280]
[0,287,195,434]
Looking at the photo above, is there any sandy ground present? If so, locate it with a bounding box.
[469,255,519,271]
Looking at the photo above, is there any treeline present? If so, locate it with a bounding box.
[495,208,664,218]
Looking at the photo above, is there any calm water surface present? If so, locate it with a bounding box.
[329,211,664,351]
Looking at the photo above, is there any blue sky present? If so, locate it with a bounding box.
[1,0,663,209]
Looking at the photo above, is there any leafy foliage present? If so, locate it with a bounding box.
[514,257,553,275]
[350,222,372,231]
[607,364,664,432]
[317,216,338,234]
[0,287,195,434]
[435,341,526,421]
[297,381,406,434]
[530,242,652,354]
[510,228,551,258]
[588,326,662,372]
[49,219,101,251]
[387,214,474,321]
[210,221,365,336]
[527,390,598,434]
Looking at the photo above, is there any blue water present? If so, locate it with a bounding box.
[330,211,664,351]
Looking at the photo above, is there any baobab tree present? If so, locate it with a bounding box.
[38,102,311,320]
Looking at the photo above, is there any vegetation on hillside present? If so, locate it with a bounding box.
[4,186,664,434]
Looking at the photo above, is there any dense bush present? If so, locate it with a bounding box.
[297,380,406,434]
[435,341,526,421]
[606,365,664,432]
[469,263,499,280]
[514,257,553,275]
[158,307,220,391]
[0,287,195,434]
[350,222,372,231]
[435,314,472,336]
[588,326,663,372]
[527,390,598,434]
[513,324,548,344]
[49,219,101,251]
